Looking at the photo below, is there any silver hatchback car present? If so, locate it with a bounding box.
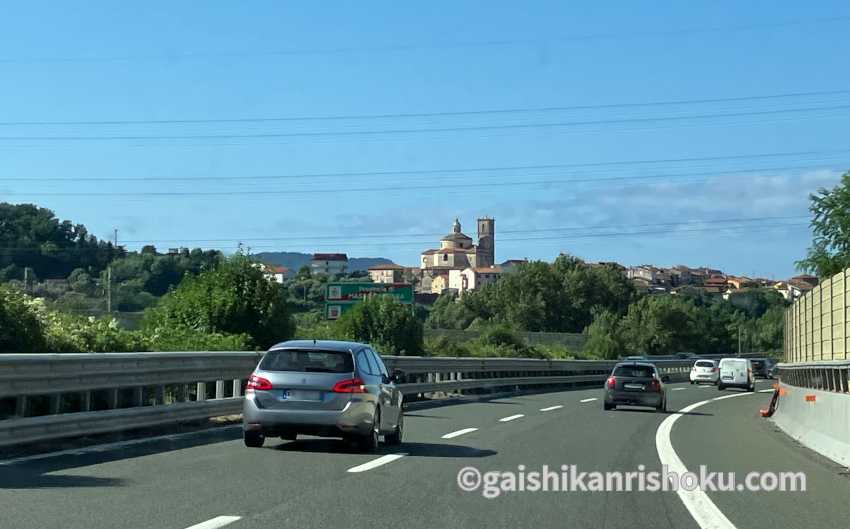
[242,340,404,451]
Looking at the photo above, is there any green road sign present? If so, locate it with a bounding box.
[325,282,414,319]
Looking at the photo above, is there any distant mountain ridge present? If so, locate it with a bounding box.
[253,251,395,273]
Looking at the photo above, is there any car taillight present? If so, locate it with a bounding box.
[332,377,367,393]
[606,376,616,389]
[713,367,719,373]
[246,374,273,392]
[649,378,661,392]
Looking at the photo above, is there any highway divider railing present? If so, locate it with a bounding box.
[0,353,694,449]
[776,361,850,393]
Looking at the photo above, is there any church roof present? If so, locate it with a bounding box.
[440,231,472,242]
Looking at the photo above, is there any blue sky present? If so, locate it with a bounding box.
[1,1,849,278]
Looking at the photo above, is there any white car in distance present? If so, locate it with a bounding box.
[689,359,719,385]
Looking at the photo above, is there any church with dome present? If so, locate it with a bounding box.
[419,217,499,294]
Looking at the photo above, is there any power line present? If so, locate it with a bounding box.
[2,148,848,182]
[3,163,843,197]
[2,89,850,127]
[119,215,810,244]
[0,104,847,142]
[1,14,847,64]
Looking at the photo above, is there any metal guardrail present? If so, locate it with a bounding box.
[777,360,850,394]
[0,352,695,449]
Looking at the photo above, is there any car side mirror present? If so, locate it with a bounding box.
[661,375,671,383]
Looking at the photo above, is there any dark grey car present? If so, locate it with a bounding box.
[603,362,668,412]
[242,340,404,451]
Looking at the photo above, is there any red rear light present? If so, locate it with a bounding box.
[713,367,719,373]
[332,377,367,393]
[246,374,273,392]
[606,376,616,389]
[649,378,661,392]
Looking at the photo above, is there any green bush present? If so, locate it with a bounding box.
[144,253,294,349]
[335,296,423,355]
[0,284,47,353]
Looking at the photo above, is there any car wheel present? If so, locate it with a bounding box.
[690,380,694,385]
[718,384,725,391]
[244,431,265,448]
[358,408,381,452]
[385,412,404,446]
[603,401,614,411]
[657,399,666,413]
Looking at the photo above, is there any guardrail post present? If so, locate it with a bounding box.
[180,384,189,402]
[108,389,119,409]
[132,387,144,407]
[232,379,242,398]
[215,380,225,399]
[81,391,92,412]
[155,386,165,405]
[15,396,28,417]
[196,382,207,402]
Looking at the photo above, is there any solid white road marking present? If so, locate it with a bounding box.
[539,405,564,412]
[499,414,525,422]
[656,392,753,529]
[758,389,775,393]
[0,425,241,466]
[347,453,406,473]
[442,428,479,439]
[579,398,598,403]
[185,516,242,529]
[672,388,686,391]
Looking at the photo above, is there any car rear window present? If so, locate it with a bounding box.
[260,349,354,373]
[613,365,656,378]
[695,360,714,367]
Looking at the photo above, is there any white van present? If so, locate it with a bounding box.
[717,358,754,392]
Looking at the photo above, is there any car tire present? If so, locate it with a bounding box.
[690,380,694,385]
[603,401,614,411]
[358,408,381,452]
[718,384,725,391]
[657,399,666,413]
[385,412,404,446]
[244,431,265,448]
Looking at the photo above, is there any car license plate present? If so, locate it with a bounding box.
[281,390,321,401]
[624,383,644,390]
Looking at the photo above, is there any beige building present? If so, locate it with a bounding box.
[448,266,502,295]
[368,263,404,284]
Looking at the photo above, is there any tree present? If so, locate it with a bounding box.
[583,310,625,359]
[143,254,294,349]
[618,296,700,356]
[335,296,423,355]
[798,171,850,277]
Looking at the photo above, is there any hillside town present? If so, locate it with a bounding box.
[273,216,819,303]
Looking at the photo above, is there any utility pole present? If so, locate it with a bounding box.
[23,267,30,293]
[113,228,118,247]
[106,266,112,313]
[737,325,742,356]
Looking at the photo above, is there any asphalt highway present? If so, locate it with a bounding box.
[2,380,848,529]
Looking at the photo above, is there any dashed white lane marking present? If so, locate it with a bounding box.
[499,414,525,422]
[579,398,598,403]
[347,453,407,473]
[0,425,241,466]
[185,516,242,529]
[758,389,775,393]
[672,388,686,391]
[442,428,479,439]
[539,405,564,412]
[656,391,753,529]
